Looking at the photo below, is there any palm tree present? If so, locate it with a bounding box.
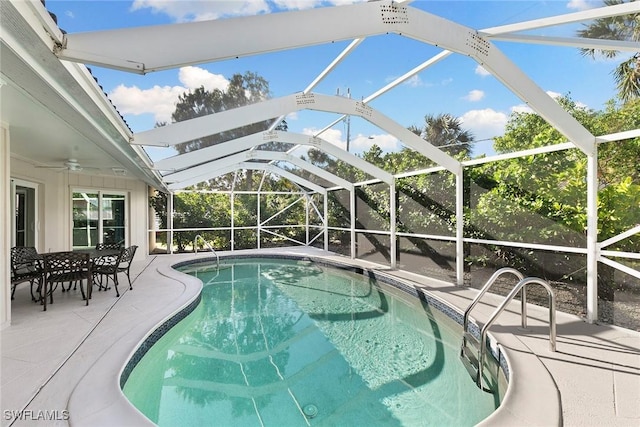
[576,0,640,102]
[409,113,474,157]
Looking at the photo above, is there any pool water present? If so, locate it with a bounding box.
[123,259,500,426]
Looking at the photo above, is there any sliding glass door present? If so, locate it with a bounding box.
[72,191,127,249]
[102,194,126,245]
[11,179,38,248]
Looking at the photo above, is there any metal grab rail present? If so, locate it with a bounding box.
[460,267,556,389]
[476,277,557,390]
[463,267,525,334]
[193,234,219,269]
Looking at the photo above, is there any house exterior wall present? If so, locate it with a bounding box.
[9,156,150,259]
[66,172,150,259]
[5,156,150,326]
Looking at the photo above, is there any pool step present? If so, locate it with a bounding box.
[460,332,480,382]
[463,331,479,348]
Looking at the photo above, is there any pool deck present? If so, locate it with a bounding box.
[2,247,639,426]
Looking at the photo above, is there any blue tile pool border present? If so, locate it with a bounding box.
[119,293,201,389]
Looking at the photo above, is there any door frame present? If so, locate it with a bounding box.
[10,178,39,249]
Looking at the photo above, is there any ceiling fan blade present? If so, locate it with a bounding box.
[34,165,67,170]
[34,159,104,173]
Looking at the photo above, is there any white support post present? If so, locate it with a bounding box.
[230,191,235,252]
[305,195,310,246]
[456,169,464,285]
[390,181,397,269]
[350,189,356,259]
[324,192,329,251]
[1,124,11,328]
[148,186,157,255]
[168,192,174,254]
[257,192,261,249]
[586,148,599,323]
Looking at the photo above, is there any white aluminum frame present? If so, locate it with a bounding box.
[56,0,640,324]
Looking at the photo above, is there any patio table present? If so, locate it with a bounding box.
[37,249,122,310]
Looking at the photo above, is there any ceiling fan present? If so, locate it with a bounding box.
[36,159,93,172]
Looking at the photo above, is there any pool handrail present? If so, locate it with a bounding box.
[461,269,557,391]
[193,234,219,269]
[462,267,525,334]
[477,277,556,389]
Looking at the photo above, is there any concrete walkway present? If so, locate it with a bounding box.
[2,248,639,426]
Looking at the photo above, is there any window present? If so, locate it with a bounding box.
[72,191,127,249]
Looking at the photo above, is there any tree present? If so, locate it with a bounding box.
[469,95,640,300]
[576,0,640,102]
[409,113,474,158]
[171,72,274,154]
[149,191,232,252]
[163,69,292,204]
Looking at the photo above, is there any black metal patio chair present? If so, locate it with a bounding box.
[42,251,92,311]
[95,242,124,251]
[91,248,124,295]
[115,245,138,297]
[10,246,42,301]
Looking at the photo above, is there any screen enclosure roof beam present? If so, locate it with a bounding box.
[155,130,394,185]
[137,93,460,174]
[396,5,597,155]
[487,34,639,52]
[167,161,327,193]
[313,2,640,143]
[57,1,396,74]
[58,0,638,73]
[62,0,620,157]
[480,1,640,36]
[163,149,354,191]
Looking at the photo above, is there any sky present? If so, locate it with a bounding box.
[46,0,623,160]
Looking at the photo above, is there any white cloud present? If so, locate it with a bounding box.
[300,128,399,152]
[131,0,270,22]
[354,133,400,151]
[328,0,366,5]
[511,104,533,114]
[404,75,424,87]
[392,75,449,86]
[108,66,229,124]
[460,108,508,140]
[272,0,323,10]
[567,0,595,11]
[179,66,229,92]
[475,65,490,77]
[464,89,485,102]
[546,90,562,99]
[286,112,299,121]
[109,84,185,124]
[131,0,364,21]
[386,74,440,88]
[64,10,75,18]
[303,127,344,149]
[512,90,589,114]
[461,90,592,146]
[511,91,560,114]
[545,90,587,109]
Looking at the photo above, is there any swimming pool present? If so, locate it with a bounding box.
[122,258,503,426]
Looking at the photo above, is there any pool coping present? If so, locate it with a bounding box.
[68,250,561,426]
[67,261,203,426]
